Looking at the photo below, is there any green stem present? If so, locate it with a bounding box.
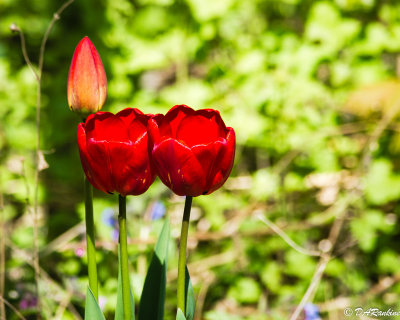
[84,176,98,300]
[177,196,193,314]
[118,195,131,320]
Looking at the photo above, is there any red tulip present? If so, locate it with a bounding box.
[68,36,107,114]
[77,108,155,196]
[148,105,235,197]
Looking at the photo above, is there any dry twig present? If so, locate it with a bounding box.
[0,170,5,320]
[10,1,74,317]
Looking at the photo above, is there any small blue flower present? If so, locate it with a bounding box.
[304,303,321,320]
[101,208,116,227]
[112,228,119,242]
[101,208,119,240]
[151,201,166,221]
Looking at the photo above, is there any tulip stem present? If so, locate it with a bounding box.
[84,176,98,300]
[177,196,193,314]
[118,195,131,320]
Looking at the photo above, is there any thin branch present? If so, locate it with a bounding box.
[53,291,72,320]
[256,213,321,257]
[9,24,39,81]
[289,254,330,320]
[289,196,351,320]
[38,0,75,77]
[11,1,75,318]
[0,296,27,320]
[40,222,85,257]
[0,169,5,320]
[4,238,81,320]
[194,272,215,320]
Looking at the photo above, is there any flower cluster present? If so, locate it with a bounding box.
[69,37,236,197]
[77,104,235,197]
[68,35,236,320]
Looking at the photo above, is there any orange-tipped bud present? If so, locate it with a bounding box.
[67,36,107,114]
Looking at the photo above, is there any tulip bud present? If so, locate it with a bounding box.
[67,36,107,114]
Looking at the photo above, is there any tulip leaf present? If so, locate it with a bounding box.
[185,266,195,320]
[115,245,135,320]
[84,286,106,320]
[138,218,170,320]
[176,308,187,320]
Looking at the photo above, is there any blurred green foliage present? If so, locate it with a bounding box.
[2,0,400,319]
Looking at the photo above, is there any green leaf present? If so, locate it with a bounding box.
[176,308,187,320]
[185,267,195,320]
[138,218,170,320]
[227,278,262,304]
[84,286,106,320]
[365,159,400,205]
[115,245,135,320]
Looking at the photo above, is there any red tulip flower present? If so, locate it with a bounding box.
[68,36,107,114]
[148,105,235,197]
[77,108,155,196]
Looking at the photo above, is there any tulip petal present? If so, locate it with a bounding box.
[85,113,129,143]
[176,114,223,147]
[108,139,154,196]
[163,105,195,139]
[118,108,152,144]
[148,115,168,147]
[152,138,206,196]
[77,124,109,193]
[206,128,236,194]
[86,139,115,193]
[191,140,224,188]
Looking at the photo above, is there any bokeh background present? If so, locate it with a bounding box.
[2,0,400,319]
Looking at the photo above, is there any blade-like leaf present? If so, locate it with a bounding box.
[176,308,187,320]
[138,218,170,320]
[85,286,106,320]
[115,244,135,320]
[185,266,195,320]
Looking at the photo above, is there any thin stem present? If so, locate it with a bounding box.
[38,0,75,76]
[0,296,27,320]
[10,25,39,81]
[118,195,131,320]
[256,214,320,257]
[11,2,75,318]
[0,169,5,320]
[177,196,193,314]
[85,177,98,300]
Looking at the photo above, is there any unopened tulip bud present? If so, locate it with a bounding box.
[67,36,107,114]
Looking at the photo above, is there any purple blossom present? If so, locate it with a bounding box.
[101,208,116,227]
[19,294,37,310]
[304,303,321,320]
[151,201,166,221]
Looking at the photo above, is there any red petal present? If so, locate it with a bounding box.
[152,138,206,196]
[176,114,223,147]
[191,139,225,191]
[108,138,155,196]
[118,108,153,144]
[68,37,107,112]
[163,105,195,139]
[117,108,143,126]
[206,128,236,194]
[148,115,167,146]
[77,124,110,193]
[159,105,229,147]
[196,108,229,136]
[85,112,129,142]
[87,37,107,109]
[86,139,115,193]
